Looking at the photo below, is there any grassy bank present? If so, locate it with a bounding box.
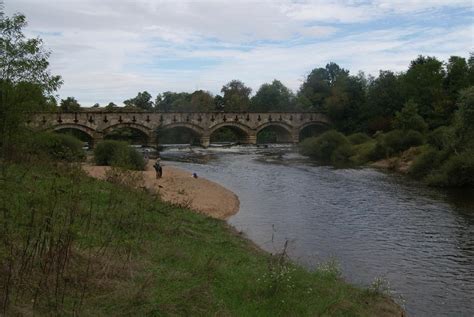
[0,161,402,316]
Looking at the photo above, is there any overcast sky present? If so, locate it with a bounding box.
[5,0,474,106]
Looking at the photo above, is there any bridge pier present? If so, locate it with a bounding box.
[147,134,158,148]
[239,134,257,145]
[200,136,210,148]
[90,133,104,149]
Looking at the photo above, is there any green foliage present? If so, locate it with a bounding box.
[221,80,252,112]
[426,151,474,187]
[331,143,355,167]
[155,90,214,112]
[123,91,153,111]
[351,141,376,165]
[94,140,145,170]
[393,100,428,133]
[299,130,351,165]
[104,101,118,111]
[251,80,296,112]
[29,132,85,161]
[453,86,474,149]
[444,56,470,102]
[0,13,62,155]
[362,70,404,133]
[373,130,425,157]
[297,63,348,111]
[427,126,455,150]
[348,132,371,145]
[408,146,447,179]
[0,13,62,92]
[59,96,81,112]
[402,55,448,127]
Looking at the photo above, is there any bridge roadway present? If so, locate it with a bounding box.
[29,111,330,147]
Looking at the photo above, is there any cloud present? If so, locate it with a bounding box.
[4,0,473,105]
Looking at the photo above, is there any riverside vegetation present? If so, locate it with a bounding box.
[300,87,474,188]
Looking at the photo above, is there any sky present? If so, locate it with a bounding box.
[4,0,474,106]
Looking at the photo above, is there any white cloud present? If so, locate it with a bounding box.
[4,0,473,105]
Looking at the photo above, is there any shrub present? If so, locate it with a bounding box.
[372,129,425,158]
[330,143,355,167]
[408,146,448,179]
[299,130,350,164]
[426,151,474,187]
[393,100,428,133]
[30,132,85,161]
[347,132,371,145]
[351,141,376,165]
[94,140,145,170]
[428,126,455,150]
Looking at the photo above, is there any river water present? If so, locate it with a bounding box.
[161,145,474,317]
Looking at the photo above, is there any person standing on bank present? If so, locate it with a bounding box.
[153,160,162,179]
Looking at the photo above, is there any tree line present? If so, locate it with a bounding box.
[58,55,474,135]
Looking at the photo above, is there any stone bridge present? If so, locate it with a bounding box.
[28,111,330,147]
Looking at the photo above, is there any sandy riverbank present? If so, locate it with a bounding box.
[82,160,240,220]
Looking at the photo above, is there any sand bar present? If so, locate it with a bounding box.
[83,160,240,220]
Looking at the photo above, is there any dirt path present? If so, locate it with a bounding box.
[83,161,240,220]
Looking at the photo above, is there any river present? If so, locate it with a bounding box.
[161,145,474,317]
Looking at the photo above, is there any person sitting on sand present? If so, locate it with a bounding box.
[192,173,198,178]
[153,160,162,179]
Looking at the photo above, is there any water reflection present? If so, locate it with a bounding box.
[162,146,474,316]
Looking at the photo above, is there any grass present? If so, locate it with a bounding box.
[0,161,402,316]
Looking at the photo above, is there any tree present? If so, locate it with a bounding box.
[155,91,191,112]
[297,63,349,111]
[59,97,81,112]
[362,70,405,132]
[190,90,214,112]
[105,102,118,111]
[250,80,295,112]
[221,80,252,112]
[123,91,153,111]
[454,86,474,149]
[0,14,62,92]
[0,13,62,152]
[214,95,224,111]
[468,53,474,86]
[324,74,366,133]
[402,55,447,127]
[393,100,428,133]
[92,103,100,108]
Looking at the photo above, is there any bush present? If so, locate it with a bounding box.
[94,140,145,170]
[331,143,355,167]
[428,126,455,150]
[347,132,371,145]
[426,151,474,187]
[351,141,376,165]
[299,130,350,164]
[30,132,85,161]
[408,146,448,179]
[372,129,425,158]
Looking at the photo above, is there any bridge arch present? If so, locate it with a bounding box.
[209,122,252,144]
[160,122,204,136]
[159,123,204,145]
[101,122,153,136]
[299,121,330,141]
[101,123,154,145]
[256,122,293,143]
[51,123,96,139]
